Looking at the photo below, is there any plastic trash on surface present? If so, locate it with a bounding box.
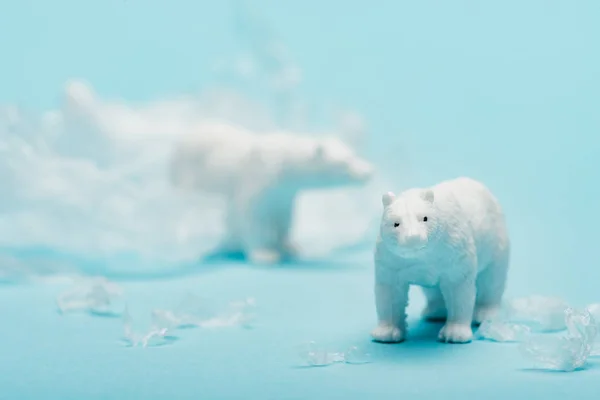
[584,303,600,356]
[299,341,345,367]
[197,297,256,329]
[506,295,569,332]
[298,341,372,367]
[56,277,123,315]
[475,319,531,342]
[149,309,182,331]
[165,293,216,327]
[151,295,256,330]
[122,306,172,348]
[343,345,373,364]
[519,307,597,372]
[121,295,256,348]
[475,295,567,342]
[585,303,600,328]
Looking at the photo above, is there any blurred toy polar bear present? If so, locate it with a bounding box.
[169,122,374,264]
[371,177,510,344]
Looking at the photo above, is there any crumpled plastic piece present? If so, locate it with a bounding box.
[122,306,173,348]
[122,296,256,348]
[586,303,600,323]
[475,319,531,342]
[198,297,255,328]
[149,309,182,331]
[163,293,215,327]
[585,303,600,318]
[584,303,600,356]
[298,341,372,367]
[344,345,373,364]
[519,307,597,371]
[151,295,256,330]
[506,295,569,332]
[56,277,123,315]
[475,295,567,342]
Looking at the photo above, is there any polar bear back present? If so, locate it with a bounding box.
[169,122,326,195]
[169,124,255,195]
[432,177,509,268]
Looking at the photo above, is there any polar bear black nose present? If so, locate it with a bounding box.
[394,222,400,228]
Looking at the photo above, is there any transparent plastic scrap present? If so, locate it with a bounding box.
[519,307,597,372]
[122,306,172,348]
[298,341,372,367]
[149,309,182,331]
[586,303,600,322]
[475,319,531,343]
[56,276,123,315]
[121,296,256,348]
[170,293,215,327]
[584,303,600,356]
[475,295,569,343]
[506,295,569,332]
[151,295,256,330]
[198,297,256,329]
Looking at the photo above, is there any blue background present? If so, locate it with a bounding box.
[1,0,600,398]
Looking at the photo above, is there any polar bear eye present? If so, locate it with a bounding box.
[393,222,400,227]
[423,216,428,222]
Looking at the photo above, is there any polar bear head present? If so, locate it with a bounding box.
[379,188,441,258]
[292,136,374,188]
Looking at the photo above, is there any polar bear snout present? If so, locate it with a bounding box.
[386,221,430,254]
[395,231,429,255]
[401,231,428,248]
[383,230,429,257]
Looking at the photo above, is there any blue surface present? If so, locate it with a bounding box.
[2,0,600,399]
[1,258,599,400]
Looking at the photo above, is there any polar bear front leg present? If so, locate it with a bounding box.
[371,263,409,343]
[274,192,299,259]
[244,216,287,265]
[232,183,285,265]
[438,274,476,343]
[242,217,283,265]
[212,198,244,255]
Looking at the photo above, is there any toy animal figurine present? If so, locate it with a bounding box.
[169,122,374,265]
[371,177,510,343]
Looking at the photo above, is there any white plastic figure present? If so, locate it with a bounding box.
[371,177,510,343]
[169,122,374,264]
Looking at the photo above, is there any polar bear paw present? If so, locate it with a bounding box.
[473,305,500,325]
[248,249,282,265]
[371,324,406,343]
[282,241,300,258]
[438,323,473,343]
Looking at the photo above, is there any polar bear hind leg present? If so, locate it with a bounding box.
[473,254,509,325]
[203,201,246,261]
[421,287,447,322]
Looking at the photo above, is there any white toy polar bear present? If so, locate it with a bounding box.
[169,122,374,264]
[371,177,510,344]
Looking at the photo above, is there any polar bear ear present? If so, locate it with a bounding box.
[421,189,434,203]
[382,192,396,207]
